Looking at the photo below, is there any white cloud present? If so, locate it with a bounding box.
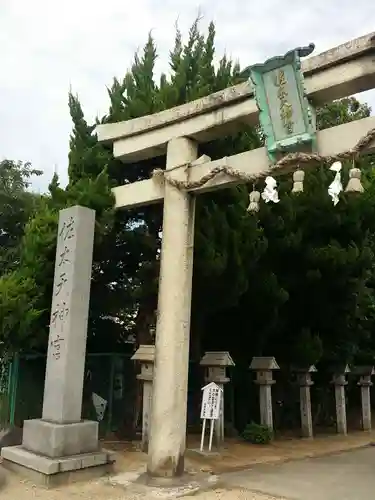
[0,0,374,191]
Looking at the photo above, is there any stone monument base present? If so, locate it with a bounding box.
[0,419,115,487]
[22,419,99,457]
[1,445,114,487]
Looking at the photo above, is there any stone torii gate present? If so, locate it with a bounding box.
[97,32,375,478]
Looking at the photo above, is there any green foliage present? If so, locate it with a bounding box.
[242,422,273,444]
[291,329,323,367]
[0,159,42,194]
[0,271,43,352]
[0,160,42,274]
[0,155,115,352]
[0,161,44,355]
[316,97,371,129]
[2,18,375,375]
[93,18,259,349]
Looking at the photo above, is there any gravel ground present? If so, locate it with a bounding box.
[0,470,283,500]
[194,489,284,500]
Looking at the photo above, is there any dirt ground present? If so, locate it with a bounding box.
[2,430,374,500]
[0,476,281,500]
[0,473,281,500]
[0,455,282,499]
[104,430,375,474]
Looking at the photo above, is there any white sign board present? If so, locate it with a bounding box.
[200,382,222,420]
[200,382,223,452]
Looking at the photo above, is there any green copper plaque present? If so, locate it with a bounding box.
[249,44,317,163]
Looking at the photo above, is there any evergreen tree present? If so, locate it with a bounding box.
[0,160,42,273]
[2,19,375,381]
[94,20,265,350]
[216,98,375,368]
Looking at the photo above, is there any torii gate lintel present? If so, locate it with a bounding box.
[97,32,375,478]
[111,116,375,211]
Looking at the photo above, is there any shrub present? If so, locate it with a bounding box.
[242,421,273,444]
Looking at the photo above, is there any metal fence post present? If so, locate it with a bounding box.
[9,354,19,427]
[107,355,115,435]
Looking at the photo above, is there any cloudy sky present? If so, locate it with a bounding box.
[1,0,374,191]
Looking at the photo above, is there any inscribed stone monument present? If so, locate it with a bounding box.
[1,206,113,484]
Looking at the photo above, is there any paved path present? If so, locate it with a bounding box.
[222,446,375,500]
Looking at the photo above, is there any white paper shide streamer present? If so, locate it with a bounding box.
[262,176,279,204]
[328,161,343,206]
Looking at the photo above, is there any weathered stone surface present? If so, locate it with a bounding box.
[331,369,349,435]
[42,205,96,424]
[200,351,235,367]
[1,446,113,487]
[303,32,375,73]
[132,345,156,452]
[147,137,198,477]
[360,385,372,431]
[2,445,113,474]
[111,117,375,209]
[300,386,314,438]
[200,352,235,447]
[97,33,375,163]
[250,357,279,431]
[131,345,155,363]
[352,366,375,431]
[94,32,375,481]
[22,419,99,458]
[250,357,280,371]
[0,206,106,484]
[96,32,375,146]
[2,446,59,474]
[259,385,274,430]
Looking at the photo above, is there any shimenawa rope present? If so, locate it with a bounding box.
[151,127,375,191]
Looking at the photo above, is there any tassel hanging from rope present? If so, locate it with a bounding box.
[345,157,364,193]
[292,168,305,193]
[247,188,261,213]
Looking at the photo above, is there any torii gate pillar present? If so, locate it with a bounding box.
[147,137,198,476]
[96,32,375,479]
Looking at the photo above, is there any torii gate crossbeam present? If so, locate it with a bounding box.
[97,32,375,478]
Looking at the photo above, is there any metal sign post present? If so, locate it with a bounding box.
[200,382,223,452]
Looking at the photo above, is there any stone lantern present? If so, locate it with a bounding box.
[250,357,280,431]
[131,345,155,451]
[352,366,374,431]
[292,365,317,438]
[200,351,235,447]
[330,364,350,435]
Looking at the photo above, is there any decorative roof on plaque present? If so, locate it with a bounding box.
[351,365,375,376]
[249,43,317,163]
[131,344,155,363]
[250,357,280,370]
[200,351,235,367]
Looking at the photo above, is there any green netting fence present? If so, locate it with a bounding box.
[0,357,13,428]
[0,353,236,436]
[2,352,135,437]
